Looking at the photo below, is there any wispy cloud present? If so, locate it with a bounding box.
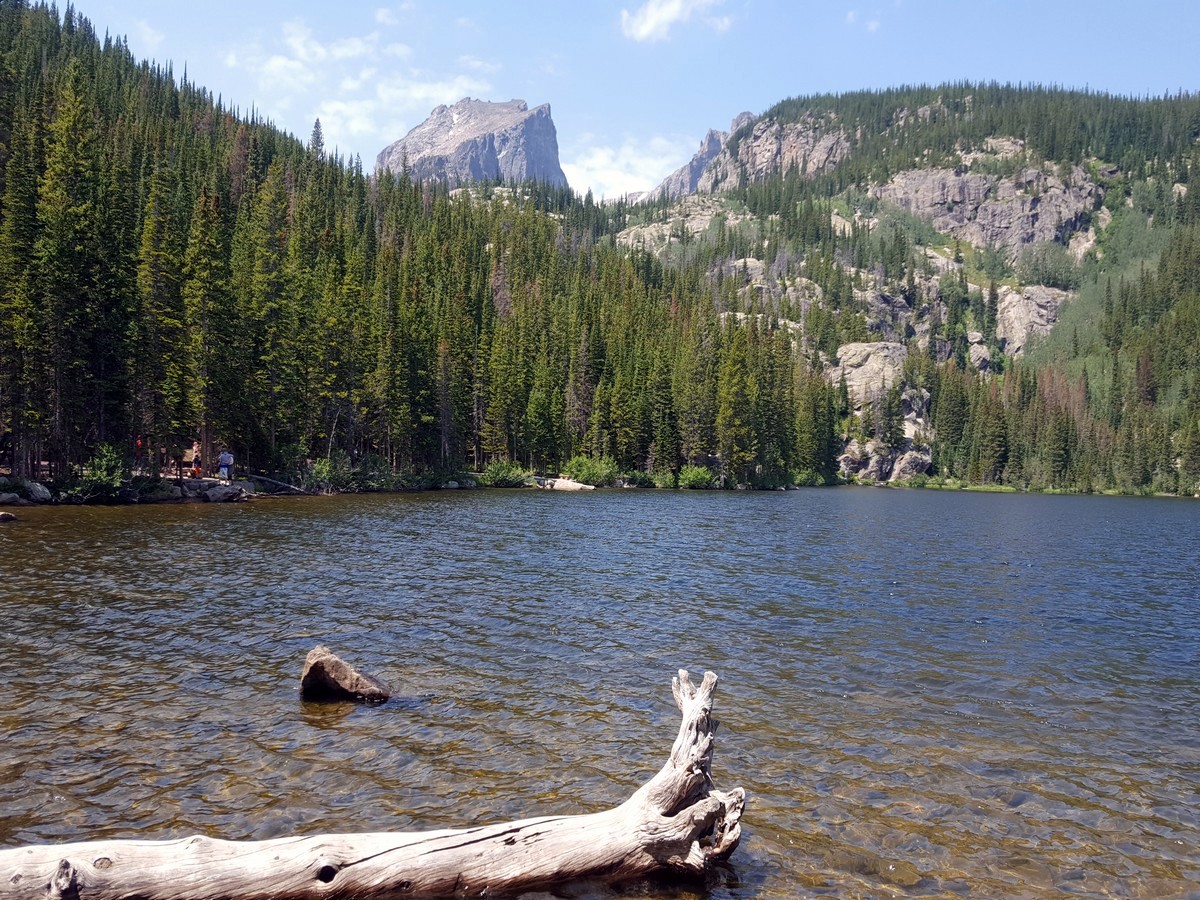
[375,72,493,114]
[846,8,883,32]
[374,7,399,26]
[130,18,164,57]
[620,0,728,43]
[458,54,501,75]
[562,134,694,199]
[223,17,493,160]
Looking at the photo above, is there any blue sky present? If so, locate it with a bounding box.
[79,0,1200,198]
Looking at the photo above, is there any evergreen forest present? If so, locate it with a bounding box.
[2,2,1199,497]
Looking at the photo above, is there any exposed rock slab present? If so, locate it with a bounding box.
[300,645,391,703]
[697,113,850,193]
[995,285,1069,355]
[872,162,1101,257]
[890,449,932,482]
[377,98,567,188]
[831,342,908,410]
[538,477,595,491]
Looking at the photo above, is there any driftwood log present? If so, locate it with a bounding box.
[0,670,744,899]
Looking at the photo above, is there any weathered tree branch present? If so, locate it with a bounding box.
[1,670,744,899]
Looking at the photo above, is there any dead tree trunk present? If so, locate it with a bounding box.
[0,670,744,899]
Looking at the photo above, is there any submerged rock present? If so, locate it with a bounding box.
[300,645,391,703]
[0,511,16,522]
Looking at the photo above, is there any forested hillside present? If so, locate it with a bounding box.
[629,83,1200,493]
[1,2,1198,495]
[0,2,840,490]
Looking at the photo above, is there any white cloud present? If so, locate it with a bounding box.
[329,36,378,61]
[260,53,316,88]
[458,55,501,75]
[314,98,402,150]
[620,0,726,43]
[282,21,326,63]
[375,73,493,113]
[131,19,164,56]
[218,13,499,161]
[847,9,883,31]
[340,67,378,93]
[375,7,399,26]
[561,134,693,199]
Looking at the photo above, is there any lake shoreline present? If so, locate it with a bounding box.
[2,470,1196,514]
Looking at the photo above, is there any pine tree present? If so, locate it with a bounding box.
[716,328,756,485]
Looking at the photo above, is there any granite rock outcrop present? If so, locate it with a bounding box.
[377,98,567,188]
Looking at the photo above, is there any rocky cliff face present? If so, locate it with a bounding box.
[376,98,568,188]
[872,162,1101,258]
[651,112,755,201]
[696,113,852,193]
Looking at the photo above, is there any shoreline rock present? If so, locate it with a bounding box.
[300,645,391,703]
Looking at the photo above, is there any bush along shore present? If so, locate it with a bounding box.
[4,448,1193,510]
[0,448,830,508]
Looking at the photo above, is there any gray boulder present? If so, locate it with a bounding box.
[300,645,391,703]
[890,449,932,482]
[969,342,992,371]
[0,492,20,506]
[203,484,250,503]
[23,481,52,503]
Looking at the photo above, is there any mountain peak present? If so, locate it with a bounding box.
[651,111,755,201]
[376,98,567,189]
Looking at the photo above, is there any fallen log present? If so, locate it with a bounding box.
[245,473,309,494]
[0,670,744,899]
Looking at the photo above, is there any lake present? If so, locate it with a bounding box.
[1,487,1197,897]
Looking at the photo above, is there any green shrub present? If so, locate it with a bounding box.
[677,464,716,489]
[792,468,824,487]
[309,452,353,492]
[652,470,677,489]
[349,453,399,490]
[562,455,618,486]
[61,443,128,503]
[479,459,530,487]
[621,469,656,488]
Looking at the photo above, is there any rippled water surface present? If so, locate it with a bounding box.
[1,488,1198,897]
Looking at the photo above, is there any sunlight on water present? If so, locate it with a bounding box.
[1,488,1198,897]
